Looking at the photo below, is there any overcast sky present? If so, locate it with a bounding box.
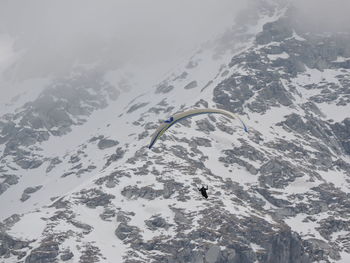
[0,0,349,89]
[0,0,248,82]
[293,0,350,32]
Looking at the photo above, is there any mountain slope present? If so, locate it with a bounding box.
[1,2,350,263]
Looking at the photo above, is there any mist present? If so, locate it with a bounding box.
[0,0,247,82]
[1,0,349,94]
[292,0,350,33]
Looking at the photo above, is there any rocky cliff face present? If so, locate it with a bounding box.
[1,2,350,263]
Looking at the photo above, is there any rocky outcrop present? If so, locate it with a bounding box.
[266,229,310,263]
[0,232,30,259]
[97,138,119,150]
[20,185,43,202]
[78,189,115,208]
[25,237,59,263]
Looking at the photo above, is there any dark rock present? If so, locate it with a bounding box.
[331,118,350,155]
[255,188,292,208]
[60,250,73,261]
[196,119,215,132]
[127,102,149,114]
[69,220,93,234]
[104,147,125,168]
[121,185,163,200]
[79,244,101,263]
[256,18,293,45]
[24,185,43,194]
[219,150,259,175]
[15,158,43,170]
[20,185,43,202]
[20,193,31,202]
[46,157,62,173]
[259,159,303,188]
[97,138,119,150]
[116,211,135,223]
[145,215,171,230]
[213,75,254,114]
[25,237,59,263]
[0,232,30,258]
[266,229,310,263]
[162,179,184,199]
[304,238,340,262]
[184,80,198,90]
[115,223,141,241]
[78,189,115,208]
[190,137,212,147]
[155,82,174,94]
[100,208,116,221]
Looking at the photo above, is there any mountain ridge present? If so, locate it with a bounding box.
[1,2,350,262]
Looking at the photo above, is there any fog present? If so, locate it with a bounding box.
[0,0,247,82]
[0,0,349,93]
[293,0,350,32]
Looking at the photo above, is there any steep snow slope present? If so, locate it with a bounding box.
[1,2,350,263]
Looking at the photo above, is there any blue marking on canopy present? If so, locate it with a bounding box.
[164,116,174,123]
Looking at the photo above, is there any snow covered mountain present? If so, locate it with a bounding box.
[1,1,350,263]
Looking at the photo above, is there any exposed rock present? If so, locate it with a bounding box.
[304,238,341,262]
[255,188,292,208]
[127,102,149,114]
[219,150,259,175]
[20,185,43,202]
[256,18,293,45]
[190,137,212,147]
[116,211,135,223]
[115,223,141,241]
[60,250,74,261]
[155,82,174,94]
[121,185,163,200]
[205,245,221,263]
[20,193,31,202]
[145,215,171,230]
[196,119,215,132]
[161,179,184,199]
[100,208,116,221]
[184,80,198,90]
[266,229,310,263]
[78,189,115,208]
[259,159,303,188]
[213,75,254,114]
[0,214,21,231]
[331,118,350,155]
[46,157,62,173]
[79,244,101,263]
[25,237,59,263]
[69,220,93,234]
[97,138,119,150]
[0,232,30,258]
[24,185,43,194]
[0,174,19,196]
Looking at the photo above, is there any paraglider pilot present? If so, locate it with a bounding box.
[198,186,208,199]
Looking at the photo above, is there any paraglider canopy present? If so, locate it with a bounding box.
[148,108,248,149]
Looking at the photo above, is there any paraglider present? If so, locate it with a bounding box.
[148,108,248,149]
[198,186,209,199]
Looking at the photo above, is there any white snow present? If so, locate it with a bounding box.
[333,56,350,63]
[8,210,48,240]
[285,213,328,241]
[291,30,306,41]
[267,52,290,60]
[1,6,350,262]
[317,102,350,122]
[319,169,350,192]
